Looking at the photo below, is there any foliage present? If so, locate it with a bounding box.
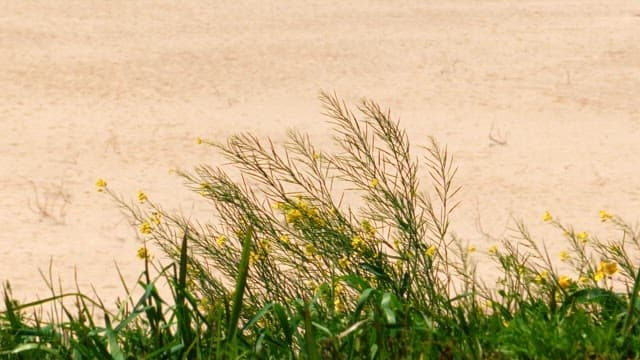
[2,93,640,359]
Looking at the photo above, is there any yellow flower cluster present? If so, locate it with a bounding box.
[304,243,316,257]
[249,251,263,266]
[150,212,162,225]
[95,178,107,192]
[425,245,437,258]
[338,256,351,269]
[542,211,553,222]
[139,221,152,235]
[599,210,613,222]
[594,260,618,281]
[361,220,376,238]
[369,178,380,189]
[333,282,345,312]
[215,235,226,247]
[137,246,151,260]
[351,235,366,253]
[278,234,290,244]
[576,231,588,244]
[276,197,324,228]
[534,270,548,284]
[558,275,572,289]
[559,250,570,261]
[137,190,148,204]
[138,212,162,235]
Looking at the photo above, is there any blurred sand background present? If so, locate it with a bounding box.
[2,1,640,305]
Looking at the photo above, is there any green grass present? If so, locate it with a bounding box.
[2,92,640,359]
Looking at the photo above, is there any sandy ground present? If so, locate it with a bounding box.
[2,1,640,306]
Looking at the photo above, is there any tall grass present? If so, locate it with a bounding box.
[2,93,640,359]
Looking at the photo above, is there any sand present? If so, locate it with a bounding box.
[2,1,640,305]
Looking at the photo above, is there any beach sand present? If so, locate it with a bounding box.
[2,0,640,305]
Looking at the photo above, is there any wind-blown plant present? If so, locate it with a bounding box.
[3,93,640,358]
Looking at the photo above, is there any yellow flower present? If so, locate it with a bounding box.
[426,245,437,258]
[304,244,316,257]
[558,275,572,289]
[279,234,290,244]
[369,178,380,189]
[599,210,613,222]
[285,209,303,224]
[468,245,476,253]
[312,152,321,160]
[259,239,271,254]
[534,270,548,284]
[598,260,618,276]
[137,190,148,204]
[151,212,162,225]
[594,271,605,281]
[577,231,588,244]
[249,251,260,266]
[196,137,203,144]
[542,211,553,222]
[215,235,226,247]
[137,246,151,260]
[559,250,570,261]
[361,220,376,238]
[95,178,107,192]
[488,245,498,255]
[139,221,152,235]
[334,297,344,313]
[338,256,351,269]
[351,235,365,252]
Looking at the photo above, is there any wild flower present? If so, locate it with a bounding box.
[369,177,380,188]
[249,251,261,266]
[594,271,605,282]
[95,178,107,192]
[278,234,290,244]
[426,245,437,257]
[577,231,589,243]
[598,260,618,276]
[139,221,152,235]
[304,243,316,257]
[351,235,366,253]
[535,270,548,284]
[361,219,376,238]
[559,250,570,261]
[543,211,553,222]
[488,245,498,255]
[558,275,572,289]
[285,209,303,225]
[338,256,351,269]
[215,235,226,247]
[599,210,613,222]
[137,190,148,204]
[136,246,151,260]
[150,211,162,225]
[467,245,476,253]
